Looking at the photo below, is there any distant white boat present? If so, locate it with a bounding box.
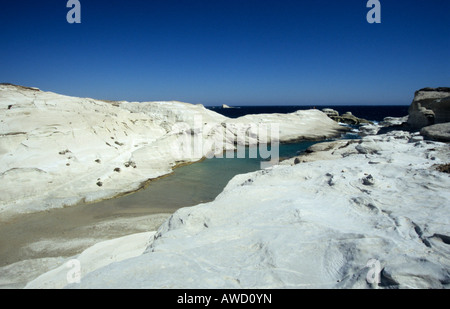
[222,104,234,109]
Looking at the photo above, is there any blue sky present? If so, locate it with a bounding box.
[1,0,449,106]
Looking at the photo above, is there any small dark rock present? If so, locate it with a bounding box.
[96,181,103,187]
[435,163,450,174]
[294,157,301,165]
[124,160,137,168]
[362,174,375,186]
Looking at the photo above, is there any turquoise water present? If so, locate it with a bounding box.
[0,141,322,268]
[88,141,320,216]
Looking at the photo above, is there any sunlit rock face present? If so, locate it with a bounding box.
[28,131,449,289]
[0,84,345,219]
[408,87,450,130]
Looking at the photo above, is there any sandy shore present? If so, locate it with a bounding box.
[0,145,267,288]
[0,207,170,288]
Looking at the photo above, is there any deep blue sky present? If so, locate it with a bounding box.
[1,0,449,106]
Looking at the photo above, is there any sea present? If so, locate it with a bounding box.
[207,105,409,122]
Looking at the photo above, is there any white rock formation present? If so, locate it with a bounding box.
[24,232,154,289]
[407,87,450,130]
[358,115,409,137]
[0,213,170,288]
[0,84,346,220]
[421,123,450,142]
[27,131,450,289]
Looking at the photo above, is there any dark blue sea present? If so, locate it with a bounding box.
[207,105,409,122]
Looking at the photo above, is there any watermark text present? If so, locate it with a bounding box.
[66,0,81,24]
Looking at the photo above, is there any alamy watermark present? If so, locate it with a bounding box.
[173,115,280,169]
[366,0,381,24]
[66,1,380,25]
[366,259,382,285]
[66,259,81,284]
[66,0,81,24]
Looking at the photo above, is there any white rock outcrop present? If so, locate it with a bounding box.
[421,122,450,143]
[24,232,154,289]
[0,84,346,220]
[408,87,450,130]
[28,131,450,289]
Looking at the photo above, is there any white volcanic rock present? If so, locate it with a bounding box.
[30,131,449,289]
[357,115,410,137]
[0,84,346,219]
[230,110,347,143]
[407,87,450,130]
[0,213,170,289]
[25,232,154,289]
[421,123,450,142]
[0,85,169,219]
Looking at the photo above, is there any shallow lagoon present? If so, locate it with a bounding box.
[0,141,319,270]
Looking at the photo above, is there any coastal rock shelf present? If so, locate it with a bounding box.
[0,84,346,220]
[322,108,372,125]
[27,131,450,289]
[3,84,449,289]
[408,87,450,130]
